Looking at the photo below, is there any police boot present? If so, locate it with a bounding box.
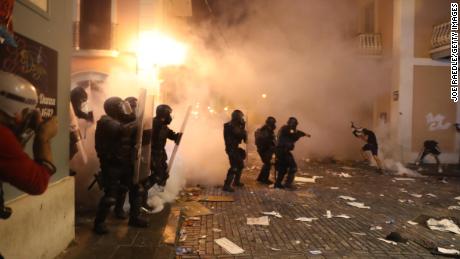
[233,170,245,187]
[274,170,285,189]
[222,170,235,192]
[93,196,115,235]
[128,187,149,228]
[114,191,128,220]
[284,173,296,190]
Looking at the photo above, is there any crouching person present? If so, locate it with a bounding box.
[415,140,442,173]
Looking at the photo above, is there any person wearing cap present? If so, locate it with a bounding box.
[254,116,277,185]
[274,117,310,189]
[352,124,383,172]
[0,71,58,220]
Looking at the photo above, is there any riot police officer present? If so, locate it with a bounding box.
[93,97,147,235]
[255,116,277,185]
[142,104,182,205]
[223,110,247,192]
[275,117,310,189]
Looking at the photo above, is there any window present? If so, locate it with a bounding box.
[79,0,112,50]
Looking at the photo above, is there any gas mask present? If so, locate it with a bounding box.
[120,101,133,116]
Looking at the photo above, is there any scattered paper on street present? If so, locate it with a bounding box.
[407,221,418,225]
[426,193,437,198]
[437,247,460,255]
[455,196,460,201]
[326,210,332,218]
[350,232,367,236]
[247,216,270,226]
[215,238,245,254]
[212,228,222,232]
[270,247,281,251]
[309,250,322,255]
[330,187,339,190]
[427,218,460,235]
[335,214,351,219]
[262,211,282,218]
[339,195,356,201]
[182,201,213,217]
[338,172,352,178]
[378,238,397,245]
[295,217,318,222]
[448,206,460,211]
[410,194,422,198]
[370,226,383,231]
[394,178,416,182]
[347,202,370,209]
[295,176,323,183]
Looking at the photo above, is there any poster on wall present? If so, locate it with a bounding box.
[0,32,58,118]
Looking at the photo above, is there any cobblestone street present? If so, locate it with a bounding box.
[176,154,460,258]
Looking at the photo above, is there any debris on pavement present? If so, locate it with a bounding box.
[212,228,222,232]
[441,178,449,184]
[294,176,323,183]
[410,194,423,198]
[385,232,408,243]
[338,172,352,178]
[309,250,322,255]
[455,196,460,201]
[407,220,419,225]
[350,232,367,236]
[198,195,235,202]
[330,187,339,190]
[437,247,460,256]
[339,195,356,201]
[179,229,187,242]
[427,218,460,235]
[399,199,414,204]
[262,211,282,218]
[335,214,351,219]
[215,237,245,254]
[426,193,437,198]
[370,226,383,231]
[326,210,332,218]
[270,247,281,251]
[449,206,460,211]
[394,177,416,181]
[247,216,270,226]
[347,201,370,209]
[176,247,194,255]
[377,238,398,245]
[295,217,318,222]
[181,201,213,217]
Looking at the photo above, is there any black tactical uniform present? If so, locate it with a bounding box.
[255,117,276,185]
[223,110,247,192]
[141,105,181,206]
[70,86,94,122]
[275,117,307,189]
[93,97,147,235]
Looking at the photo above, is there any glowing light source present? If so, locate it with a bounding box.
[224,106,229,111]
[261,93,267,99]
[134,30,188,70]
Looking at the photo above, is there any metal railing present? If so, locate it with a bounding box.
[358,33,382,56]
[430,21,450,59]
[431,21,450,49]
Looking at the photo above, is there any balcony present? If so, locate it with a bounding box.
[430,21,450,59]
[358,33,382,56]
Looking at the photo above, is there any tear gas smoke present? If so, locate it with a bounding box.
[72,0,399,209]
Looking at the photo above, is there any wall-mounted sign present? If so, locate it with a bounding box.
[0,33,58,118]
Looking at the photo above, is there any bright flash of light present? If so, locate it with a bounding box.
[134,30,188,69]
[261,93,267,99]
[224,106,229,111]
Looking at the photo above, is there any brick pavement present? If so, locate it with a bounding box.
[176,156,460,259]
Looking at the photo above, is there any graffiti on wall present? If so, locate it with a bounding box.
[426,113,451,131]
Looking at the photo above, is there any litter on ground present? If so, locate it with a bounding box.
[347,202,370,209]
[215,238,245,254]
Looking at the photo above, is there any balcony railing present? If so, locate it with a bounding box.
[358,33,382,56]
[430,21,450,59]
